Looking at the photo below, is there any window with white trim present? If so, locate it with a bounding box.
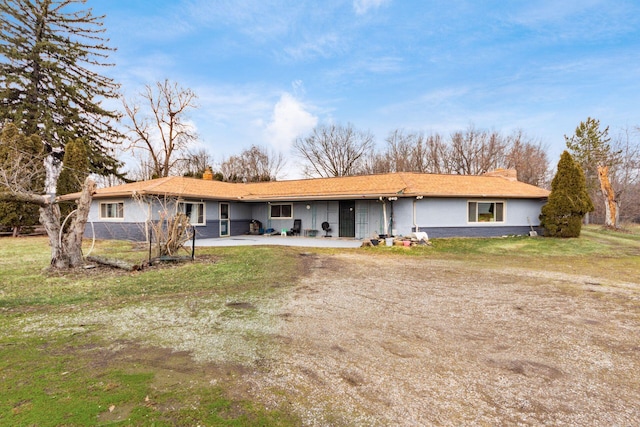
[269,203,292,219]
[99,201,124,220]
[468,201,504,223]
[178,202,205,225]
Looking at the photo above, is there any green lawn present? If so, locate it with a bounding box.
[1,225,639,426]
[1,240,304,426]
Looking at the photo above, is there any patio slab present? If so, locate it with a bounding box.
[195,235,364,248]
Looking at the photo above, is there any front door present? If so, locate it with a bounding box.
[219,202,230,237]
[339,200,355,237]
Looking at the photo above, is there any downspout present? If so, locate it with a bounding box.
[380,197,388,236]
[413,198,417,233]
[388,197,398,236]
[413,196,423,233]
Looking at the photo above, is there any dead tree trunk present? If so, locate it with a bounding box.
[39,200,66,268]
[597,165,619,228]
[38,177,96,268]
[0,177,95,269]
[63,177,95,267]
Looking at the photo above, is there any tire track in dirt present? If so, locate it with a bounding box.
[255,252,640,426]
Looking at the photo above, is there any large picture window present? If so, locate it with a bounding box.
[468,201,504,223]
[178,202,205,225]
[269,203,292,219]
[99,202,124,220]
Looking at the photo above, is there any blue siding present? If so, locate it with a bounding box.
[190,219,250,239]
[87,196,546,240]
[88,219,251,241]
[415,225,543,238]
[87,222,147,241]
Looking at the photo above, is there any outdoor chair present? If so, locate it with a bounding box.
[321,221,332,237]
[288,219,302,236]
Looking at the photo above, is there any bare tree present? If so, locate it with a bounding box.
[424,133,453,174]
[610,126,640,223]
[385,129,417,172]
[503,130,550,186]
[294,123,375,177]
[450,126,507,175]
[123,79,198,179]
[382,130,453,174]
[220,145,285,182]
[354,126,549,183]
[181,148,216,178]
[359,151,391,175]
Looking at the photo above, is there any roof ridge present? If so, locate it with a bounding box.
[396,172,415,194]
[144,176,180,192]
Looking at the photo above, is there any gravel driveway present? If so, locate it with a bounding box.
[253,252,640,426]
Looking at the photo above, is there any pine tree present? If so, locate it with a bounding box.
[0,123,45,236]
[57,138,89,222]
[539,151,594,237]
[0,1,113,268]
[0,0,123,177]
[565,117,621,227]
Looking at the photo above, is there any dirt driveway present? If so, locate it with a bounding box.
[251,252,640,426]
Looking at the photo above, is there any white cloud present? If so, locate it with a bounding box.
[353,0,390,15]
[265,93,318,151]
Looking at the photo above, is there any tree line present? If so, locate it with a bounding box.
[116,81,639,229]
[0,1,639,269]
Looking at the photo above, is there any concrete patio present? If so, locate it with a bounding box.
[195,235,364,248]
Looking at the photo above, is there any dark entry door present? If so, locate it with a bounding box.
[339,201,356,237]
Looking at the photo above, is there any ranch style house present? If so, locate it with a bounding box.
[67,169,550,242]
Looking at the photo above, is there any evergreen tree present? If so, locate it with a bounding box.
[0,123,45,236]
[565,117,621,227]
[0,0,123,177]
[57,138,89,221]
[0,1,114,268]
[540,151,594,237]
[565,117,613,182]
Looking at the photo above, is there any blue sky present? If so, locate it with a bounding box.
[100,0,640,178]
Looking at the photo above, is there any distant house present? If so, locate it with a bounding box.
[64,169,549,241]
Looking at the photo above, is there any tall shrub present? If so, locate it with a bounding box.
[540,151,594,237]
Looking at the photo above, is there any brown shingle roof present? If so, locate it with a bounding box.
[62,172,549,201]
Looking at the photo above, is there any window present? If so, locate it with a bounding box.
[99,202,124,219]
[178,202,205,225]
[269,203,292,219]
[468,201,504,223]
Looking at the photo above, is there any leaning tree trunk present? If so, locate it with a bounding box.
[39,201,66,268]
[63,177,95,267]
[39,177,96,269]
[597,165,619,228]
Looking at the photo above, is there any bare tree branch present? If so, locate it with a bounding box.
[294,123,374,177]
[123,79,198,178]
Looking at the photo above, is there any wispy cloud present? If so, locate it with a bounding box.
[282,32,345,61]
[506,0,639,42]
[353,0,391,15]
[185,0,298,40]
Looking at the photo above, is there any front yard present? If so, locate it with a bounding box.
[1,226,639,425]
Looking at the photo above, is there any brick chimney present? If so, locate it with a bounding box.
[483,168,518,181]
[202,167,214,181]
